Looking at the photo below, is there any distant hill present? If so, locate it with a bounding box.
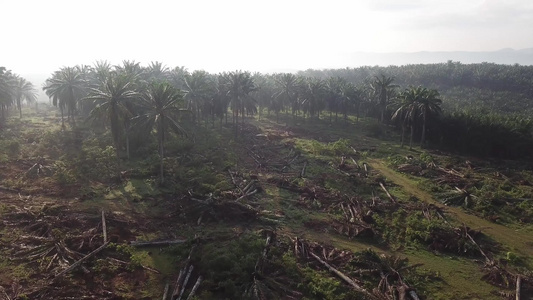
[337,48,533,68]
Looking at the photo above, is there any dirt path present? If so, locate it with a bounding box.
[370,159,533,260]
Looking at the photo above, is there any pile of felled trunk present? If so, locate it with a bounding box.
[292,238,422,300]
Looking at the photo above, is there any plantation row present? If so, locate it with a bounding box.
[2,61,532,159]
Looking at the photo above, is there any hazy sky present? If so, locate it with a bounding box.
[3,0,533,76]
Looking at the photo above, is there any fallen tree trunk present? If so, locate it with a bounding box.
[437,166,464,178]
[463,225,491,264]
[101,210,107,243]
[242,180,256,195]
[228,169,243,195]
[186,276,202,300]
[409,290,421,300]
[53,241,110,280]
[301,161,308,178]
[107,257,161,274]
[379,182,396,203]
[177,265,194,300]
[350,157,360,169]
[162,282,170,300]
[172,268,186,299]
[516,275,521,300]
[235,189,258,203]
[309,251,375,299]
[130,240,187,247]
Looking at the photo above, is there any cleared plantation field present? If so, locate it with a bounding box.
[0,107,531,299]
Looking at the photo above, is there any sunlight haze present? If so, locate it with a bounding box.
[3,0,533,78]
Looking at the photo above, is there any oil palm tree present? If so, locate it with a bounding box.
[135,82,187,184]
[325,77,345,123]
[418,88,442,147]
[220,71,257,134]
[183,70,215,124]
[0,68,16,124]
[392,87,420,148]
[273,73,301,121]
[43,67,87,127]
[84,75,140,161]
[301,77,326,119]
[371,75,398,123]
[13,77,37,118]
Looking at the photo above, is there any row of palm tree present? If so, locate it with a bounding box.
[42,62,406,129]
[0,67,37,124]
[41,62,410,183]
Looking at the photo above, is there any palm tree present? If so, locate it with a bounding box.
[301,77,326,119]
[325,77,345,123]
[371,75,398,123]
[183,70,215,124]
[135,82,187,184]
[418,88,442,147]
[13,77,37,118]
[84,75,140,161]
[145,61,170,82]
[220,71,257,134]
[392,87,420,148]
[342,82,362,122]
[0,68,16,124]
[273,73,301,121]
[43,67,87,127]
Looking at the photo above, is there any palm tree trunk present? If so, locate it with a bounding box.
[159,120,165,185]
[420,112,427,148]
[409,125,414,150]
[401,125,405,148]
[18,98,22,119]
[60,107,65,129]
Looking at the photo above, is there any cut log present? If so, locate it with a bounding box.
[379,182,396,203]
[288,154,300,165]
[172,268,186,299]
[436,166,464,178]
[107,257,161,273]
[53,241,110,280]
[162,282,170,300]
[101,210,107,243]
[228,169,243,195]
[301,161,308,178]
[177,265,194,300]
[130,239,187,247]
[350,157,360,169]
[242,180,257,195]
[409,290,421,300]
[516,275,521,300]
[363,163,368,176]
[309,251,375,299]
[463,225,491,264]
[234,189,258,203]
[186,276,202,300]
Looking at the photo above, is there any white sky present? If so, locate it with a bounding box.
[2,0,533,76]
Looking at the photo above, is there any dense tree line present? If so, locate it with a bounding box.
[298,62,533,114]
[38,60,533,160]
[2,60,531,162]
